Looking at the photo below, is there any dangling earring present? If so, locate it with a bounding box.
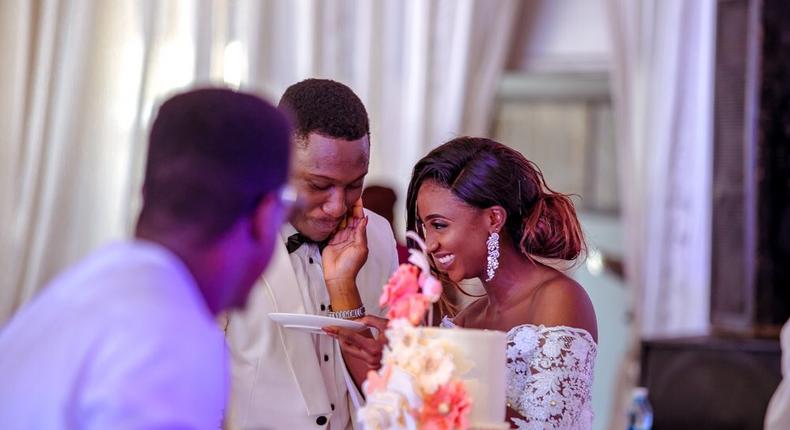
[485,232,500,282]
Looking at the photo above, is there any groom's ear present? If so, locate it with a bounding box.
[487,206,507,232]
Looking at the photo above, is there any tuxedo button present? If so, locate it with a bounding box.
[316,416,328,426]
[331,403,335,411]
[309,257,314,264]
[324,354,329,362]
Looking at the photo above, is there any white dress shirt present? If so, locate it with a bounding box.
[0,241,228,430]
[283,224,353,429]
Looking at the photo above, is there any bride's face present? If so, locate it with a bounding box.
[415,180,490,283]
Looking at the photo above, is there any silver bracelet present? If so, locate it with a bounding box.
[327,305,366,320]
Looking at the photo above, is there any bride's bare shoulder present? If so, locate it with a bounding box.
[529,274,598,341]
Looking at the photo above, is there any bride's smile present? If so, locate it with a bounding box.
[434,253,455,268]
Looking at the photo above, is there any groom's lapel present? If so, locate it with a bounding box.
[263,240,331,416]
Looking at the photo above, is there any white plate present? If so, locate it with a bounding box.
[268,312,366,334]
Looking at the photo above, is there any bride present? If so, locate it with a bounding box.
[327,136,597,429]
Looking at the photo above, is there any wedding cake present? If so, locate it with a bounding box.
[420,327,508,429]
[357,233,509,430]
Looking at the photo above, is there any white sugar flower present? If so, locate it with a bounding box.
[405,231,431,275]
[408,341,455,395]
[420,274,442,302]
[387,366,424,409]
[358,391,411,430]
[385,319,422,366]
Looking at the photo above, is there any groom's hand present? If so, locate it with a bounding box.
[321,199,368,308]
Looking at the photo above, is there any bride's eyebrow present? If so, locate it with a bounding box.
[422,214,446,221]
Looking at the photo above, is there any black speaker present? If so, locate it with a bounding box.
[640,336,781,430]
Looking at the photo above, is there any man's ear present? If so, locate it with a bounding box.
[487,206,507,233]
[251,192,280,242]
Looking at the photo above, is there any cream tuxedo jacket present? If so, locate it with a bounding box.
[225,210,398,430]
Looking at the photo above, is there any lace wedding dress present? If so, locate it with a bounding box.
[441,317,597,430]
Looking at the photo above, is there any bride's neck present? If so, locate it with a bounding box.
[481,244,542,311]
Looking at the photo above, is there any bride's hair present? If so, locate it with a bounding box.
[405,137,586,317]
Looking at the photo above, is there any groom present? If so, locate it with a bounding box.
[224,79,399,430]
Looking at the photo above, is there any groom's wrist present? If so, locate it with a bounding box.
[328,305,366,320]
[325,278,363,311]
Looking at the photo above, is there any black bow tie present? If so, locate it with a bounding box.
[285,233,328,254]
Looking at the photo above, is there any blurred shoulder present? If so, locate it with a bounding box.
[363,209,393,234]
[363,209,397,249]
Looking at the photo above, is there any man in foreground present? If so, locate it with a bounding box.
[0,88,292,429]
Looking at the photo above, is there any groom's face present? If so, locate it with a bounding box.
[290,132,369,241]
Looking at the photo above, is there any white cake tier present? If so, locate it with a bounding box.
[421,327,507,429]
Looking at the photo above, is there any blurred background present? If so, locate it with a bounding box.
[0,1,787,429]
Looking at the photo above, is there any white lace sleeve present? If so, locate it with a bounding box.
[506,325,597,430]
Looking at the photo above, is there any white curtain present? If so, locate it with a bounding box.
[0,0,149,323]
[0,0,228,324]
[605,0,716,427]
[0,0,517,324]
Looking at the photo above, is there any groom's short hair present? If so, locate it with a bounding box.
[138,88,291,243]
[278,78,369,143]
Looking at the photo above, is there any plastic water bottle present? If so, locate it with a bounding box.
[627,387,653,430]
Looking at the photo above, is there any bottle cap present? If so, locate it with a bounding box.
[632,387,648,399]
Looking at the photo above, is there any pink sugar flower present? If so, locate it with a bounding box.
[387,293,431,325]
[418,380,472,430]
[379,264,420,308]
